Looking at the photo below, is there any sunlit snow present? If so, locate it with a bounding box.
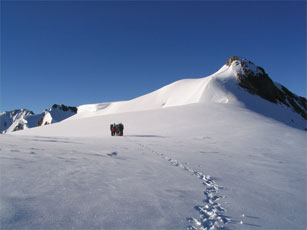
[1,60,306,229]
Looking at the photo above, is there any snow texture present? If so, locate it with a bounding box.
[1,59,306,229]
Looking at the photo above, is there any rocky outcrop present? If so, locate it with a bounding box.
[51,104,78,113]
[226,56,307,120]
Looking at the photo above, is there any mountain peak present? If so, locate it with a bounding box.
[226,56,265,76]
[225,56,306,120]
[226,56,275,100]
[226,56,248,66]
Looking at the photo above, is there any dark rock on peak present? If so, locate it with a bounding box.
[226,56,280,103]
[226,56,307,120]
[52,104,78,113]
[226,56,241,66]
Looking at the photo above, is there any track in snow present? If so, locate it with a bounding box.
[132,140,231,230]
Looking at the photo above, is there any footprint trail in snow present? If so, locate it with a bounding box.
[134,141,231,230]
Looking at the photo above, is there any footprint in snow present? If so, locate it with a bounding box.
[10,149,20,153]
[107,152,117,157]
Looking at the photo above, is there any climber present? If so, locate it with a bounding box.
[110,123,116,136]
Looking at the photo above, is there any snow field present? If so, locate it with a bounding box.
[134,141,230,230]
[5,101,306,229]
[0,135,206,229]
[2,58,306,229]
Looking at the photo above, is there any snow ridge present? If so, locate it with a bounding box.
[133,140,230,230]
[71,56,306,130]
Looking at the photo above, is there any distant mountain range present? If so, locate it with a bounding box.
[1,56,306,134]
[0,104,77,134]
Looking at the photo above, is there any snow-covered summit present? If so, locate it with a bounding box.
[74,56,306,129]
[226,56,265,76]
[226,56,306,120]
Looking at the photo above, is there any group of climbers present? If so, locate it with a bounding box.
[110,123,124,136]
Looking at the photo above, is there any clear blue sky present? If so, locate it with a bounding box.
[1,1,306,113]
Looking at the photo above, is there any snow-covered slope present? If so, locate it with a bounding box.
[0,104,78,133]
[75,64,231,117]
[5,101,307,229]
[74,57,306,130]
[3,57,306,132]
[2,57,306,229]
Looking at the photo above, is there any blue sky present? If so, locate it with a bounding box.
[1,1,306,113]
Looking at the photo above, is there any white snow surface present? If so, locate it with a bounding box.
[1,61,306,229]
